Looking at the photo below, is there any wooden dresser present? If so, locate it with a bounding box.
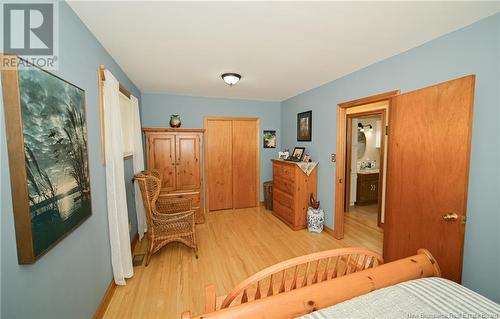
[143,128,205,223]
[272,160,317,230]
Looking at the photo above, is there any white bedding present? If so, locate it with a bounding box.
[299,277,500,319]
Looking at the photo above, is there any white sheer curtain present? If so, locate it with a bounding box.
[103,70,133,285]
[130,95,147,239]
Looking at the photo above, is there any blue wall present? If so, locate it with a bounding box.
[281,14,499,302]
[0,3,140,318]
[141,94,281,199]
[1,4,498,318]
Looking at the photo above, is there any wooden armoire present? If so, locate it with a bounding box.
[143,128,205,223]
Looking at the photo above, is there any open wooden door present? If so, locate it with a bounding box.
[384,75,475,282]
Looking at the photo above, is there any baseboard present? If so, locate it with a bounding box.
[131,233,139,252]
[323,225,344,240]
[93,233,139,319]
[323,225,336,238]
[93,280,116,319]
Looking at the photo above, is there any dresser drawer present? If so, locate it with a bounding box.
[273,176,295,195]
[273,187,294,209]
[161,191,200,208]
[273,200,293,224]
[273,163,295,180]
[278,165,295,180]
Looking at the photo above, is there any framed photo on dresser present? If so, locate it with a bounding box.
[288,147,305,162]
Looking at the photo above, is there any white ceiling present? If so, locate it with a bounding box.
[69,1,499,101]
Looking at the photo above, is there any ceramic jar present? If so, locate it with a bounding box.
[169,114,181,128]
[307,207,324,233]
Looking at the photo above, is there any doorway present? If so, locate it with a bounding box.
[334,90,399,242]
[345,112,385,234]
[334,76,474,282]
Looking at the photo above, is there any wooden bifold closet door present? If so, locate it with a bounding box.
[206,119,233,210]
[205,117,260,211]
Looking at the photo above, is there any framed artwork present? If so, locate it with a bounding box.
[302,154,311,163]
[263,130,276,148]
[290,147,305,162]
[297,110,312,141]
[1,56,92,263]
[278,151,289,160]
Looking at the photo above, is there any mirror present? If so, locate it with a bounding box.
[357,131,366,159]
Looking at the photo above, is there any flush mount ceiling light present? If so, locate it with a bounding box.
[221,73,241,86]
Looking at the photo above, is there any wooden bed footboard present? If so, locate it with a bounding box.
[181,248,440,319]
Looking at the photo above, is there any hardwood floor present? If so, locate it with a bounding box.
[346,204,379,228]
[103,206,382,319]
[344,204,383,254]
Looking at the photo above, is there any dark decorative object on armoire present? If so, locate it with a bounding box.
[169,114,181,128]
[297,110,312,141]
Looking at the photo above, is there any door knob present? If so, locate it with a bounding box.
[442,212,458,221]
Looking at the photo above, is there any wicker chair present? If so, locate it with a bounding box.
[134,169,198,265]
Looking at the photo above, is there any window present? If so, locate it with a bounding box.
[119,92,133,157]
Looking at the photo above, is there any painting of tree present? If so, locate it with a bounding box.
[17,60,92,257]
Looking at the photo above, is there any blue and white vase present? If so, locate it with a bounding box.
[307,207,324,233]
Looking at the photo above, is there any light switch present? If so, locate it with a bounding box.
[331,154,336,162]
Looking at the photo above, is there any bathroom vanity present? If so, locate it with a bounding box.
[356,170,379,205]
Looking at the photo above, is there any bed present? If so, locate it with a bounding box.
[300,277,500,319]
[181,248,499,319]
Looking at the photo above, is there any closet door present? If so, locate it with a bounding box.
[232,119,259,209]
[206,120,233,210]
[148,133,176,192]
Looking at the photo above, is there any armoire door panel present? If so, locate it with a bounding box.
[206,120,233,210]
[232,120,259,209]
[148,134,176,191]
[176,134,200,191]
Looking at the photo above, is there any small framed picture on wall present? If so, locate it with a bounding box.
[297,111,312,141]
[263,130,276,148]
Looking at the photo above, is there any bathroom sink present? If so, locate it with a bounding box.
[358,168,379,174]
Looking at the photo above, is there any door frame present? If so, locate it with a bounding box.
[204,116,260,211]
[345,110,387,229]
[334,90,399,239]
